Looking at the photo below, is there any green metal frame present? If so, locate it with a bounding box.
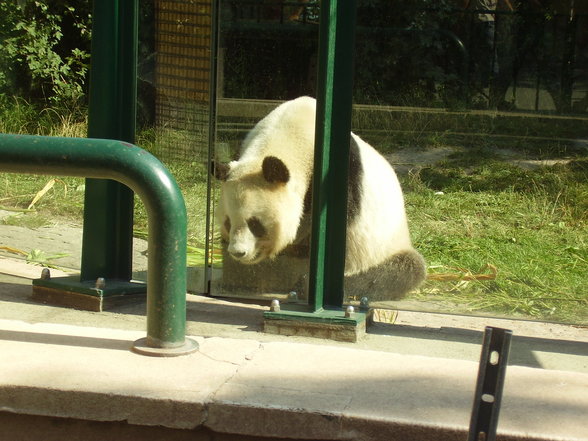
[0,134,197,356]
[309,0,358,311]
[205,0,222,293]
[81,0,137,283]
[264,0,366,326]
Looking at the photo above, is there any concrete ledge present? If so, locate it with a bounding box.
[1,318,586,441]
[1,262,586,440]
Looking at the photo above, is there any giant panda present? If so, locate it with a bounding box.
[213,96,426,301]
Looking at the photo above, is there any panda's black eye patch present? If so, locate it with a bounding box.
[224,216,231,233]
[247,217,266,238]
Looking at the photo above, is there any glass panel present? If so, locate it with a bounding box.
[205,0,587,325]
[209,0,320,304]
[134,0,212,293]
[345,1,587,325]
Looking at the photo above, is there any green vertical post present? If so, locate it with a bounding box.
[308,0,358,310]
[262,1,365,340]
[81,0,138,282]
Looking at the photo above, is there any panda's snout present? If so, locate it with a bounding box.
[227,239,253,261]
[227,226,266,263]
[227,240,263,263]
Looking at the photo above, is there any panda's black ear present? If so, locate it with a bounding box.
[211,160,230,181]
[262,156,290,184]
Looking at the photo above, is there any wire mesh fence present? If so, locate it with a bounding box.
[151,0,212,162]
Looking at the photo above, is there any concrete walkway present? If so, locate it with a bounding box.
[0,257,587,440]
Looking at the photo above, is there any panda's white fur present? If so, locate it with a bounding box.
[214,96,426,299]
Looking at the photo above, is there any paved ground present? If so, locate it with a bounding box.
[2,313,586,441]
[0,264,587,441]
[0,256,587,373]
[0,209,147,274]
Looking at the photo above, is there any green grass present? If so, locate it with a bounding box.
[133,161,211,242]
[1,98,586,324]
[0,96,87,138]
[0,97,88,226]
[402,154,587,323]
[0,98,215,266]
[0,175,86,222]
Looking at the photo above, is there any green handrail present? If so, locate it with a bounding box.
[0,134,197,356]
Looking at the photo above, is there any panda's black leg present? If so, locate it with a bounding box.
[345,249,427,302]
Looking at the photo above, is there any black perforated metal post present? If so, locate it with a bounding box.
[468,326,513,441]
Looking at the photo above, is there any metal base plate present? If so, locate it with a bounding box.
[32,276,146,312]
[132,337,199,357]
[264,309,367,343]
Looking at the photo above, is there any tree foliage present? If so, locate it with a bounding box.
[0,0,91,108]
[354,0,461,106]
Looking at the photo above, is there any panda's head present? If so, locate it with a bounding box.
[213,156,303,265]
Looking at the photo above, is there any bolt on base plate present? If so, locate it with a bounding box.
[132,337,199,357]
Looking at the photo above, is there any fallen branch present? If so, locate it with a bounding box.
[0,246,28,256]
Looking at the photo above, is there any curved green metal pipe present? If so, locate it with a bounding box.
[0,134,188,349]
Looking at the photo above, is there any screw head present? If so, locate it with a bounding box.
[345,305,355,318]
[270,299,281,312]
[360,296,370,309]
[40,268,51,280]
[95,277,106,290]
[287,291,298,301]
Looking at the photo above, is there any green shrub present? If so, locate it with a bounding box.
[0,0,91,108]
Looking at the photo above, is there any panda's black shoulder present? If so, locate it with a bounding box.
[347,135,363,224]
[301,136,363,223]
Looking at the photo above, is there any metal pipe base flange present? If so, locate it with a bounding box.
[132,337,199,357]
